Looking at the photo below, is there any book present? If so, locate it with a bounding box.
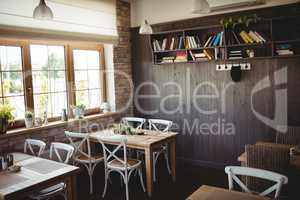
[239,32,249,43]
[162,38,167,50]
[203,49,214,60]
[170,37,175,50]
[204,36,212,47]
[189,50,195,61]
[195,36,201,48]
[232,31,241,44]
[213,33,221,46]
[254,31,266,43]
[248,31,261,43]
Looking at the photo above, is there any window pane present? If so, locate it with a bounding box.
[3,96,25,119]
[48,46,66,70]
[73,50,87,69]
[2,72,24,96]
[87,51,100,69]
[89,89,100,108]
[75,71,88,90]
[75,90,88,107]
[31,45,67,118]
[49,71,66,92]
[32,71,49,94]
[88,70,100,89]
[30,45,48,70]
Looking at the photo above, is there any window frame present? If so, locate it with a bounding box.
[0,38,107,128]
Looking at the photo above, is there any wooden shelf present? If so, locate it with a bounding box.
[151,15,300,65]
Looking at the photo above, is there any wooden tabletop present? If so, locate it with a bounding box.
[187,185,271,200]
[0,153,79,200]
[89,129,178,149]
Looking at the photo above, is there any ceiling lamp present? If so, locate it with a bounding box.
[33,0,54,20]
[192,0,210,14]
[139,20,153,35]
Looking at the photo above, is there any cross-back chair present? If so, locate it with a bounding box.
[29,142,74,200]
[24,139,46,157]
[121,117,146,129]
[225,166,288,199]
[97,135,145,200]
[65,131,104,194]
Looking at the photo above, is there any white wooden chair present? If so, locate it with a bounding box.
[137,119,173,182]
[29,142,74,200]
[24,139,46,157]
[121,117,146,129]
[65,131,104,194]
[97,135,145,200]
[225,166,288,199]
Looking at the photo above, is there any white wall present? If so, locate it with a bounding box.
[0,0,118,42]
[104,44,116,111]
[131,0,299,27]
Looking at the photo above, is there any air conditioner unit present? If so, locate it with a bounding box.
[192,0,266,13]
[208,0,266,11]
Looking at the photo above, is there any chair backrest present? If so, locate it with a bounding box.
[148,119,173,132]
[225,166,288,199]
[121,117,146,129]
[24,139,46,157]
[50,142,74,164]
[276,126,300,145]
[65,131,92,162]
[97,135,128,169]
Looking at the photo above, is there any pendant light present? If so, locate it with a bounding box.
[139,20,153,35]
[192,0,210,14]
[33,0,54,20]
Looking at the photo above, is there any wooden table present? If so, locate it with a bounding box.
[187,185,271,200]
[90,129,178,197]
[0,153,79,200]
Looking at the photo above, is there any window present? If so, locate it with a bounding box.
[73,49,104,110]
[30,45,67,118]
[0,46,25,119]
[0,39,106,126]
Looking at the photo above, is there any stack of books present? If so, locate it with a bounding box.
[174,52,187,62]
[228,50,243,60]
[276,44,294,56]
[161,56,175,63]
[189,51,208,61]
[204,31,224,47]
[185,36,201,49]
[153,37,187,51]
[239,30,266,44]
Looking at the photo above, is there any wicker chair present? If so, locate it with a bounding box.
[245,144,290,196]
[276,126,300,145]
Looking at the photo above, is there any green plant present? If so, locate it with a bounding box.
[0,104,15,122]
[220,14,260,29]
[112,123,134,135]
[72,104,86,110]
[25,111,34,119]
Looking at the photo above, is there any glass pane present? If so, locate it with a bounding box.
[48,46,65,70]
[87,51,100,69]
[5,47,22,71]
[3,96,25,119]
[75,70,88,90]
[2,72,24,96]
[88,70,100,89]
[73,50,87,69]
[50,92,67,117]
[0,46,6,69]
[89,89,101,108]
[76,90,88,107]
[30,45,48,70]
[32,71,49,94]
[49,71,66,93]
[34,94,49,118]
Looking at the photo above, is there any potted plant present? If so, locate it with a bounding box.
[72,104,86,119]
[0,105,15,135]
[24,111,34,128]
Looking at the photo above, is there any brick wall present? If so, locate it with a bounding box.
[114,0,133,114]
[0,0,132,153]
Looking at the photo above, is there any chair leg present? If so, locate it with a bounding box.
[164,151,171,175]
[102,169,109,198]
[88,172,93,194]
[138,168,146,192]
[153,154,157,182]
[125,176,129,200]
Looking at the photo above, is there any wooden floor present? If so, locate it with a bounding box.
[74,159,227,200]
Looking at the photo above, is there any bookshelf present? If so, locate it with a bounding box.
[150,15,300,65]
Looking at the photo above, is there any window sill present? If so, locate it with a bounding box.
[1,112,120,139]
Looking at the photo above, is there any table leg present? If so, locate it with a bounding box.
[145,147,153,197]
[67,175,77,200]
[170,139,176,182]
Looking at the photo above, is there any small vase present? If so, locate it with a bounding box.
[25,118,34,128]
[74,108,84,119]
[0,117,8,135]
